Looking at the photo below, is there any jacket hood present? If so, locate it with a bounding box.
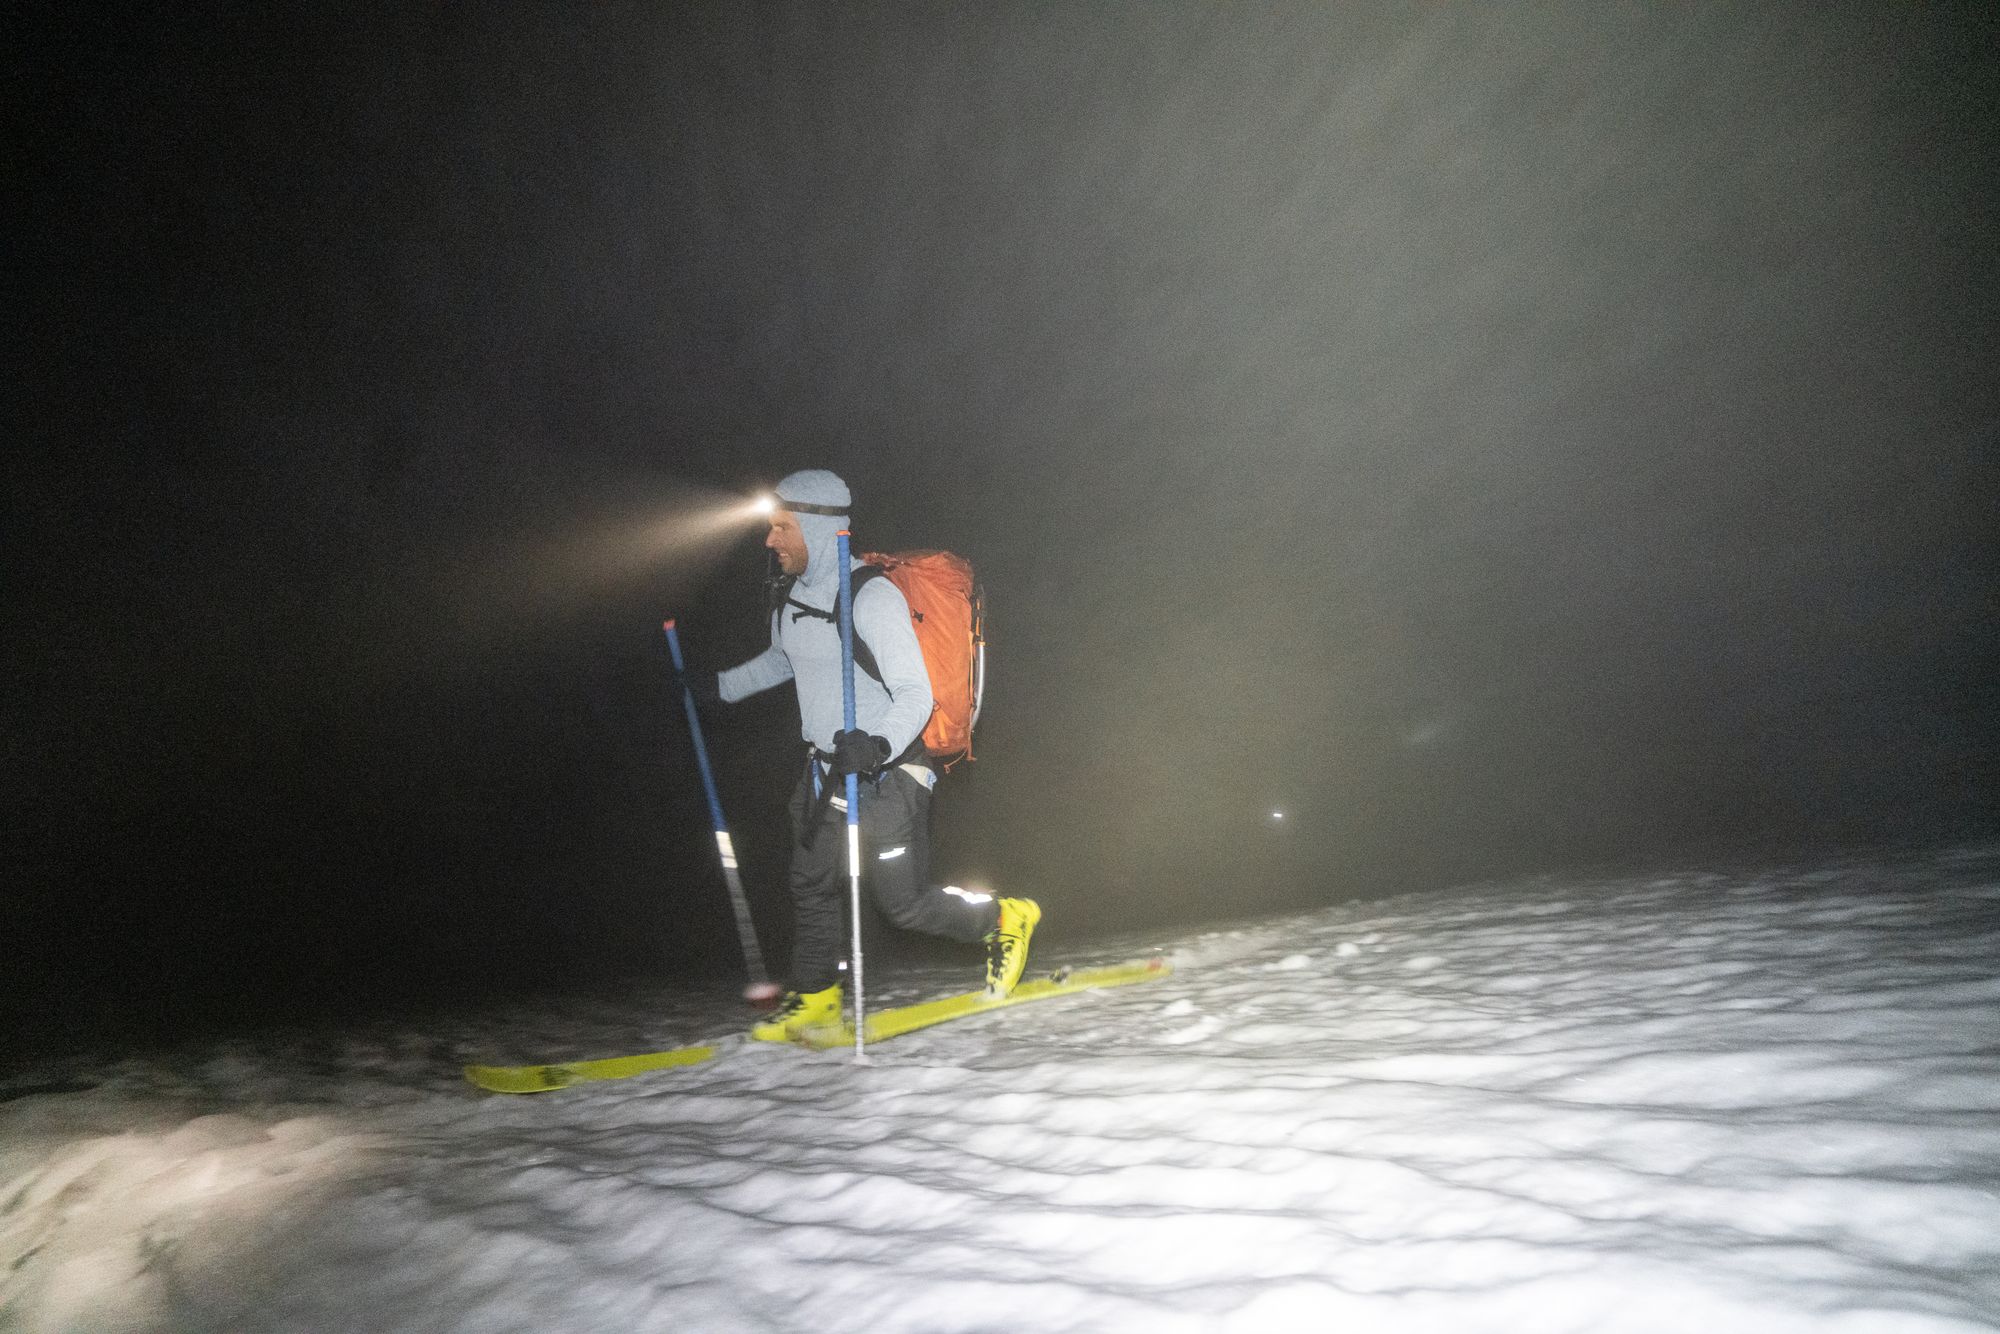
[774,468,851,595]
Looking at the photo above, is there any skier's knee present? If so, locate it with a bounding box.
[878,895,929,931]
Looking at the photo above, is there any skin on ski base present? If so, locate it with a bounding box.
[464,1044,721,1094]
[796,957,1172,1050]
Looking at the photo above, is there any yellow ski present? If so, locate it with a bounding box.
[795,957,1172,1050]
[464,1043,721,1094]
[462,958,1172,1092]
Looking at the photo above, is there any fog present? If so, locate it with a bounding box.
[12,3,1996,1050]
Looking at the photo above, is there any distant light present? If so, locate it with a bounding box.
[1271,811,1284,821]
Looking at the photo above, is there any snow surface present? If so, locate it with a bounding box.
[6,848,2000,1333]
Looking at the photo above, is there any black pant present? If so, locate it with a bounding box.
[786,762,998,993]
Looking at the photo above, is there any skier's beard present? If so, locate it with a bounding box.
[764,549,796,612]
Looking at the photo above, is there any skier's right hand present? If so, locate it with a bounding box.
[674,667,722,708]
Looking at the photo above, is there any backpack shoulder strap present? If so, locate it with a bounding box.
[783,566,890,684]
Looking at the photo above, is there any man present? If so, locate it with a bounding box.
[694,469,1039,1040]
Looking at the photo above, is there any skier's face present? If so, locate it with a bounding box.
[766,510,808,576]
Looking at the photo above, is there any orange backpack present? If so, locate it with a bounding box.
[857,550,985,769]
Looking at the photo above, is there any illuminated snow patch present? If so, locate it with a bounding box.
[5,848,1999,1332]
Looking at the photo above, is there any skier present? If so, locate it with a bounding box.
[686,469,1039,1040]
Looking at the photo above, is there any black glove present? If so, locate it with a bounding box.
[831,728,890,779]
[674,667,722,708]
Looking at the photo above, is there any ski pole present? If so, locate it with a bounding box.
[662,620,777,1005]
[835,530,867,1060]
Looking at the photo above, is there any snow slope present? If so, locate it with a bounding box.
[5,847,1999,1332]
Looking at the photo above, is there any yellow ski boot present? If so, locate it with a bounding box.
[750,984,842,1042]
[984,897,1042,998]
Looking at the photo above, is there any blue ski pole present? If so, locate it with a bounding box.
[662,620,777,1005]
[835,530,868,1059]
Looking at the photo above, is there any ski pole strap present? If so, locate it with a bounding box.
[800,746,837,848]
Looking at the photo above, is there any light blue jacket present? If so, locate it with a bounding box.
[719,513,933,760]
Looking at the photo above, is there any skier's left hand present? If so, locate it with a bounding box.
[831,729,890,778]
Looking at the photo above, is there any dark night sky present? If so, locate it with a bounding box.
[12,4,1998,1050]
